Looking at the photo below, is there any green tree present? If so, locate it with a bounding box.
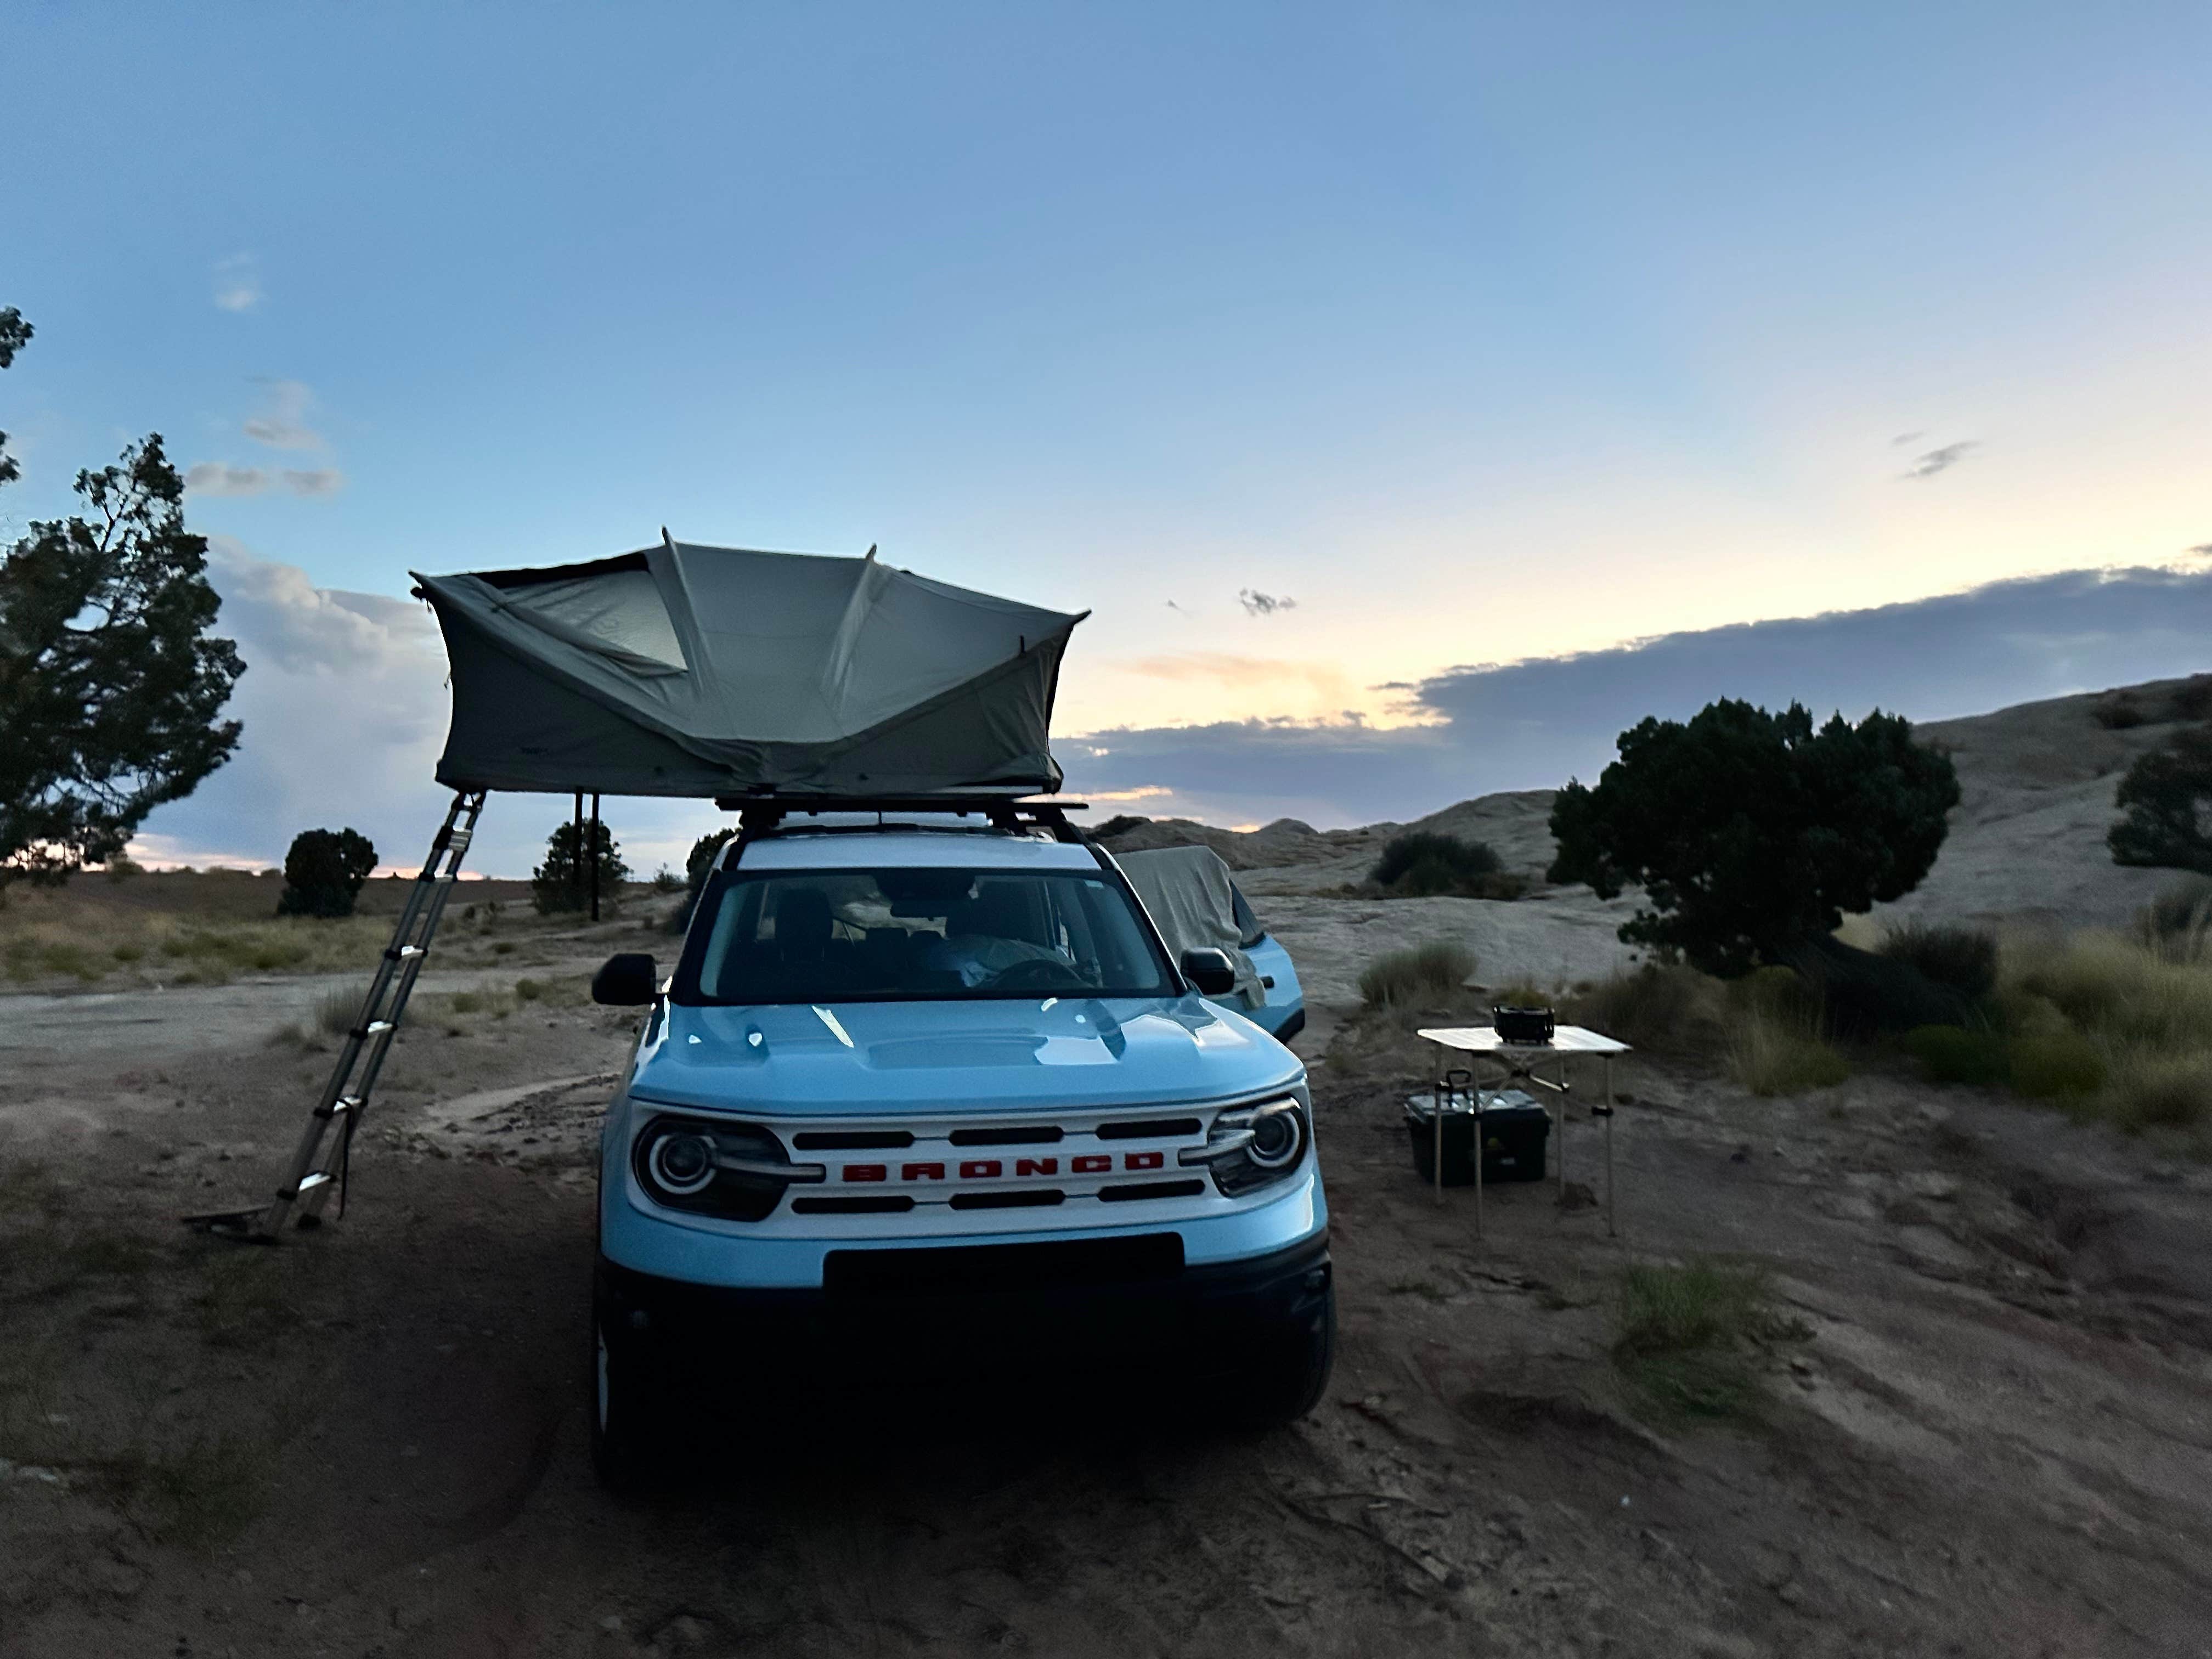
[276,827,379,917]
[1548,700,1959,978]
[2108,724,2212,874]
[0,309,244,889]
[533,820,630,914]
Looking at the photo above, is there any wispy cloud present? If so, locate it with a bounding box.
[1238,589,1296,617]
[211,253,262,313]
[1903,439,1979,481]
[185,463,345,498]
[242,380,323,450]
[1889,431,1925,447]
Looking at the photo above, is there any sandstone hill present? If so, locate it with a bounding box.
[1094,673,2212,1014]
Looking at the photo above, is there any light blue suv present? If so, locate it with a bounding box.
[586,800,1332,1487]
[1230,881,1306,1045]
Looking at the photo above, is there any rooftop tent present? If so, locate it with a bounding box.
[412,537,1087,798]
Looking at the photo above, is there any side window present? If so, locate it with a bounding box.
[1230,883,1266,949]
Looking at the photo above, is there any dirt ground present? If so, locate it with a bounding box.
[5,902,2212,1656]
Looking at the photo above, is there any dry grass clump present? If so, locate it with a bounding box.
[1612,1259,1809,1423]
[1357,940,1475,1008]
[1564,963,1724,1054]
[1724,968,1848,1096]
[1961,930,2212,1145]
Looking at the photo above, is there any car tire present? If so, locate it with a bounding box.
[589,1291,661,1494]
[1240,1285,1336,1427]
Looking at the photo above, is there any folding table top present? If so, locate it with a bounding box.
[1415,1025,1632,1055]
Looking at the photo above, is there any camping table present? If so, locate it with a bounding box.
[1413,1025,1632,1238]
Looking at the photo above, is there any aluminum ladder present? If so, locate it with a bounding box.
[189,790,487,1241]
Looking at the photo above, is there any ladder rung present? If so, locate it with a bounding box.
[385,945,425,961]
[364,1020,395,1035]
[315,1096,361,1119]
[289,1172,336,1198]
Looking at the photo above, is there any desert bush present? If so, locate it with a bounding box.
[2006,1030,2107,1100]
[2110,725,2212,874]
[1728,1010,1849,1096]
[1906,1024,2008,1086]
[103,857,143,881]
[314,987,357,1036]
[1368,832,1520,899]
[2172,676,2212,722]
[2006,932,2212,1050]
[1878,919,1997,1000]
[1612,1260,1807,1422]
[650,865,685,893]
[2092,693,2147,730]
[1779,933,1970,1037]
[276,827,377,918]
[1092,814,1153,840]
[1358,940,1475,1007]
[2106,1049,2212,1130]
[2136,877,2212,961]
[1725,972,1846,1093]
[1564,964,1724,1054]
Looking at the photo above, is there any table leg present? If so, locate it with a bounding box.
[1604,1054,1617,1238]
[1433,1053,1444,1209]
[1474,1093,1484,1243]
[1556,1057,1568,1199]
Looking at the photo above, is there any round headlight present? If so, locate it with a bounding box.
[1246,1105,1304,1169]
[648,1130,717,1194]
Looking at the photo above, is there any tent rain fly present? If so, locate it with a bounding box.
[414,535,1087,799]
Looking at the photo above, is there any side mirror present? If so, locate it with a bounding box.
[1180,947,1237,997]
[591,953,659,1006]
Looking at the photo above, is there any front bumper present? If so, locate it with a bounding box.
[596,1230,1332,1390]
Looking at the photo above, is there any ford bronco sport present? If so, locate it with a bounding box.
[586,799,1332,1487]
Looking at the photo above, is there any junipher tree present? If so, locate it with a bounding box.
[532,819,630,914]
[276,827,379,918]
[2108,724,2212,875]
[0,308,245,889]
[1548,700,1959,978]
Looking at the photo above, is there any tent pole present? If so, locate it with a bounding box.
[590,792,601,922]
[572,791,583,911]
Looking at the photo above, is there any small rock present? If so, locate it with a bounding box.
[1556,1181,1598,1211]
[1729,1146,1752,1164]
[1788,1357,1813,1375]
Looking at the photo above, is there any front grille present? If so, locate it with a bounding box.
[950,1189,1065,1210]
[1098,1179,1206,1203]
[948,1125,1063,1146]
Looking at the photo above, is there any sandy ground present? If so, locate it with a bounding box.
[5,890,2212,1656]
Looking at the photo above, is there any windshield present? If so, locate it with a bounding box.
[673,866,1180,1005]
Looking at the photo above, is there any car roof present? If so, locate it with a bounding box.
[726,827,1105,873]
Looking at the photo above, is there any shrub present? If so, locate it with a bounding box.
[275,828,377,918]
[2172,676,2212,722]
[314,988,356,1037]
[1612,1260,1806,1422]
[1906,1024,2007,1086]
[649,866,685,894]
[1879,919,1997,1000]
[1564,964,1723,1054]
[2110,725,2212,874]
[104,857,143,881]
[2006,1030,2106,1100]
[2137,877,2212,961]
[1369,832,1515,899]
[1778,934,1971,1037]
[1357,940,1475,1007]
[2108,1051,2212,1129]
[1092,814,1153,840]
[1549,700,1959,977]
[1728,1011,1849,1096]
[2092,693,2147,730]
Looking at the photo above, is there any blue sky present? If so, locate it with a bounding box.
[5,3,2211,872]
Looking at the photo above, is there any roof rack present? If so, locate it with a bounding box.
[716,792,1091,843]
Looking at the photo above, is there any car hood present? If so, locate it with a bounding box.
[628,993,1302,1116]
